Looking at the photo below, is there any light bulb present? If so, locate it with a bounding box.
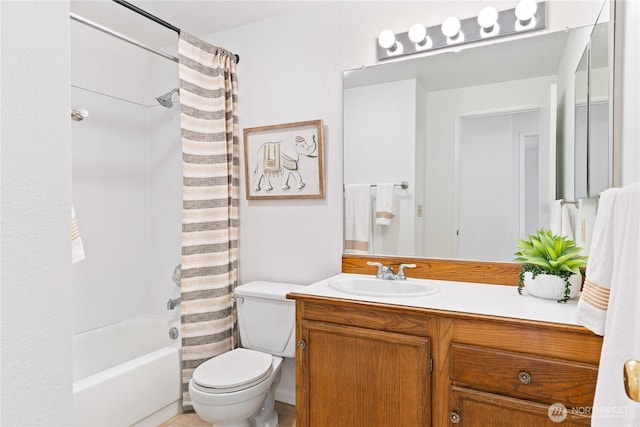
[408,24,427,44]
[478,7,498,29]
[378,30,396,50]
[441,17,461,38]
[515,0,538,22]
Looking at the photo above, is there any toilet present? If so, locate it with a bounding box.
[189,281,303,427]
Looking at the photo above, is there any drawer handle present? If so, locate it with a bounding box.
[449,411,461,424]
[518,371,531,384]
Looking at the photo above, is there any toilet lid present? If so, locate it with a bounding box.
[192,348,273,393]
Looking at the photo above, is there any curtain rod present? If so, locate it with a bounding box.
[111,0,239,64]
[70,12,180,63]
[112,0,180,34]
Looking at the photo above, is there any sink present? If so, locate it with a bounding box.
[329,276,440,297]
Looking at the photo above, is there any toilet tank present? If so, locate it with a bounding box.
[234,281,304,358]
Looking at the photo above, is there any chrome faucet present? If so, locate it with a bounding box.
[367,261,416,280]
[167,297,181,310]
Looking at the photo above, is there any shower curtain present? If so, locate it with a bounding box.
[178,31,239,409]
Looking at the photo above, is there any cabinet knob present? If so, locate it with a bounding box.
[449,411,461,424]
[518,371,532,384]
[298,340,307,349]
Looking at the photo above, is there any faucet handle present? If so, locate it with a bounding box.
[366,261,384,278]
[397,263,417,280]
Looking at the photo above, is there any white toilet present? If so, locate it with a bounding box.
[189,281,303,427]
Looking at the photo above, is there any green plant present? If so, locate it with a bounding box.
[514,229,588,303]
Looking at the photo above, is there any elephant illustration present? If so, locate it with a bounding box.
[252,135,318,192]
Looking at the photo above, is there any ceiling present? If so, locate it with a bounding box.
[70,0,329,48]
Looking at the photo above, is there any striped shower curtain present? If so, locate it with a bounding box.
[178,31,239,409]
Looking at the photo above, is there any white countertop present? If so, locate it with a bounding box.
[291,273,583,326]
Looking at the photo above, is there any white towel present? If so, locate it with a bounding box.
[550,199,575,240]
[344,184,371,254]
[550,199,563,235]
[576,183,640,426]
[72,206,86,264]
[576,189,619,335]
[375,183,395,226]
[561,203,574,241]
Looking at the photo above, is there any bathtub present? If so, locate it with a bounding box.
[73,315,181,426]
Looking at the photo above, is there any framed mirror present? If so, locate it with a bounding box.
[343,3,613,262]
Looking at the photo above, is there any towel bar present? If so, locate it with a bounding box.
[343,182,409,190]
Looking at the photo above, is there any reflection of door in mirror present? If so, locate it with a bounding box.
[457,111,539,262]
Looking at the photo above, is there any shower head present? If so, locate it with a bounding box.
[156,88,179,108]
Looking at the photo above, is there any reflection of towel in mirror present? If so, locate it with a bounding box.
[576,183,640,426]
[550,200,574,240]
[344,184,371,254]
[72,206,85,264]
[375,184,395,226]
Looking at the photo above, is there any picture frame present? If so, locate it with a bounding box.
[243,119,325,200]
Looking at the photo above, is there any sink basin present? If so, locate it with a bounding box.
[329,276,440,297]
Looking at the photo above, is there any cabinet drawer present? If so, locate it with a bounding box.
[450,343,598,407]
[450,386,591,426]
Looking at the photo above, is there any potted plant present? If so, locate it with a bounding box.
[514,229,588,303]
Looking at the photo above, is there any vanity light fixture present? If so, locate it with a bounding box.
[515,0,538,30]
[376,1,545,61]
[408,23,432,50]
[377,29,404,56]
[478,6,500,37]
[442,17,464,44]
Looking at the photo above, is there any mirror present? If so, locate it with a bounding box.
[344,14,611,261]
[574,44,590,199]
[587,8,611,196]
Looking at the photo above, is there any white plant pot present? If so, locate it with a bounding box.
[523,272,582,300]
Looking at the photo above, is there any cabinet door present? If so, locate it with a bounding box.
[450,387,591,426]
[299,320,431,427]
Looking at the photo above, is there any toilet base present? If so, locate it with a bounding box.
[248,371,280,427]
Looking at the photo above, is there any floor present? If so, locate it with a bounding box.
[159,401,296,427]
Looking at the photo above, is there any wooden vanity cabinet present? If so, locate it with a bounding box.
[294,297,432,427]
[289,294,602,427]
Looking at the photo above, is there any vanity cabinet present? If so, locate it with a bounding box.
[294,298,432,426]
[289,293,602,427]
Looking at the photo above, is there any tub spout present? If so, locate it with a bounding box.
[167,297,181,310]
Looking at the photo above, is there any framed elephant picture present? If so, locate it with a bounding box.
[243,119,325,200]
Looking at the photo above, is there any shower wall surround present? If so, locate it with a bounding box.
[71,20,181,333]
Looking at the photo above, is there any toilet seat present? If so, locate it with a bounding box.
[191,348,273,394]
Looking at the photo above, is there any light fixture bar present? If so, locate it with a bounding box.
[377,1,546,61]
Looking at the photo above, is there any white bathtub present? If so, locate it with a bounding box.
[73,315,181,426]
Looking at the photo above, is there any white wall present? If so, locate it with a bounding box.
[1,1,73,425]
[618,0,640,185]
